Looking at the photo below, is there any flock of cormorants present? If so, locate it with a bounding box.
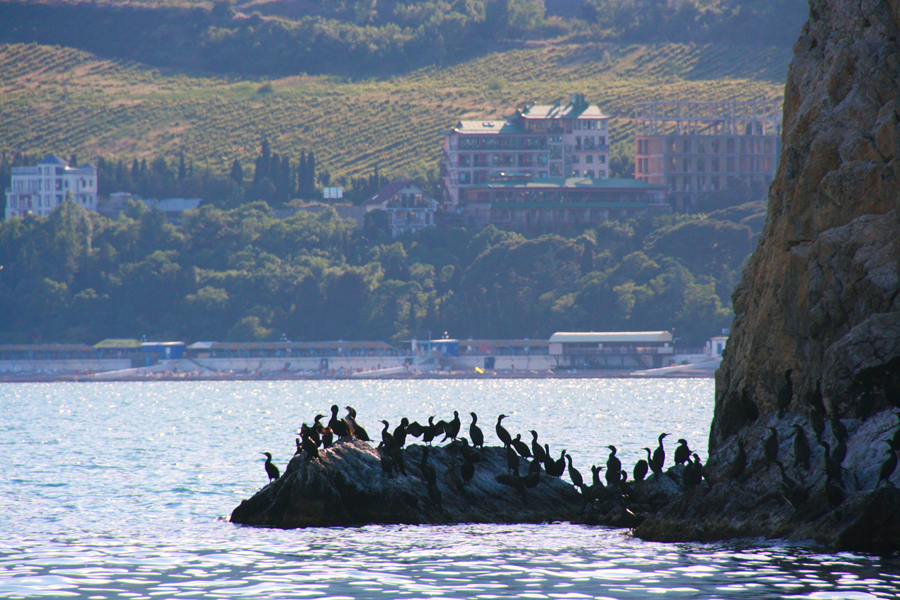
[260,404,713,510]
[257,368,900,514]
[730,368,900,511]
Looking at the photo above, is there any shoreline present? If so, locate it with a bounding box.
[0,367,717,383]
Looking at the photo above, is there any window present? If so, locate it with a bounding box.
[573,155,580,164]
[598,155,606,164]
[585,170,594,178]
[586,155,593,164]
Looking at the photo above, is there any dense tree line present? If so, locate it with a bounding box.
[0,195,762,347]
[0,0,807,78]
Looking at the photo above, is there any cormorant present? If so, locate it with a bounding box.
[530,430,547,463]
[420,446,437,485]
[606,446,621,485]
[321,425,334,449]
[674,439,691,466]
[741,388,759,422]
[442,411,461,442]
[469,412,484,448]
[506,444,520,475]
[302,421,320,447]
[461,455,475,485]
[345,406,370,441]
[806,378,825,414]
[495,414,513,447]
[790,423,810,470]
[523,459,541,488]
[877,441,898,487]
[856,382,875,419]
[565,454,585,491]
[393,417,410,449]
[262,452,280,482]
[729,437,746,480]
[512,434,532,459]
[422,416,440,445]
[832,436,847,465]
[825,470,844,507]
[426,480,443,508]
[775,460,807,510]
[633,448,650,482]
[541,444,555,472]
[617,471,634,502]
[312,414,326,446]
[819,441,843,485]
[301,432,320,459]
[777,369,794,418]
[378,445,394,478]
[329,405,351,440]
[809,407,825,443]
[380,420,395,449]
[830,417,848,443]
[763,426,779,468]
[683,453,705,487]
[406,420,425,438]
[294,437,303,456]
[651,433,669,474]
[547,449,566,477]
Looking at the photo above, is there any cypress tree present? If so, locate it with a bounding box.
[230,158,244,185]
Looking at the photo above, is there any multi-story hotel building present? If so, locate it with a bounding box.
[443,94,611,207]
[5,154,98,219]
[634,100,781,211]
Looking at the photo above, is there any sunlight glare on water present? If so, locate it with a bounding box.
[0,379,898,599]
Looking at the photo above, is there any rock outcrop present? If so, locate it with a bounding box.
[231,439,583,527]
[637,0,900,551]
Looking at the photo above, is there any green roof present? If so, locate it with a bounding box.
[468,177,665,190]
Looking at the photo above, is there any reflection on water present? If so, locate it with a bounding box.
[0,380,898,599]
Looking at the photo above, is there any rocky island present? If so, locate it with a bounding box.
[232,0,900,550]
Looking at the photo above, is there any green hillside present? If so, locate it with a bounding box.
[0,41,790,185]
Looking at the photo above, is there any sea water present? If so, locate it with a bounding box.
[0,379,898,599]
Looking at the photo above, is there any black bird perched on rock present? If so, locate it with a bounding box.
[674,439,691,466]
[877,441,898,488]
[565,454,585,492]
[729,437,746,480]
[393,417,409,449]
[741,388,759,422]
[546,449,566,477]
[809,407,825,444]
[512,434,532,459]
[806,378,826,414]
[495,414,513,447]
[606,445,622,485]
[775,460,807,510]
[505,444,520,475]
[825,469,844,507]
[830,417,848,443]
[819,441,843,485]
[423,416,440,445]
[380,420,394,449]
[634,448,650,482]
[420,446,437,485]
[262,452,280,482]
[530,430,547,463]
[301,432,320,460]
[312,414,327,447]
[651,433,669,474]
[682,454,703,488]
[469,412,484,448]
[461,455,475,485]
[406,420,425,439]
[763,426,779,468]
[378,445,394,478]
[345,406,370,441]
[442,411,461,442]
[777,369,794,418]
[329,405,351,440]
[790,423,810,470]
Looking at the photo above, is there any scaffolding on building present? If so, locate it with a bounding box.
[634,101,781,138]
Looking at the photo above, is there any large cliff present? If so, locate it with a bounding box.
[712,0,900,444]
[635,0,900,551]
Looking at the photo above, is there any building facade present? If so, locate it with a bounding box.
[5,154,98,219]
[443,93,611,207]
[363,181,439,237]
[459,175,668,233]
[633,101,781,211]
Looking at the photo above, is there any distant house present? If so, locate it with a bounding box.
[363,181,439,238]
[4,154,98,219]
[97,192,201,224]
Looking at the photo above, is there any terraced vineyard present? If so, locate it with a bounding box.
[0,41,791,182]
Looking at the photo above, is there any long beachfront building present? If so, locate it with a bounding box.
[443,94,611,208]
[4,154,98,219]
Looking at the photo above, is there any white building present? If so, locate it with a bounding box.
[4,154,98,219]
[443,93,611,207]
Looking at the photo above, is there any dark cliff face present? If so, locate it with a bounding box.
[711,0,900,449]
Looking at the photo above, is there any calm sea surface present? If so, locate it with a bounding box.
[1,379,898,599]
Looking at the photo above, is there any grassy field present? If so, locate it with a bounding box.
[0,41,791,182]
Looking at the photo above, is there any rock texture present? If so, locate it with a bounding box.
[637,0,900,552]
[231,439,582,527]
